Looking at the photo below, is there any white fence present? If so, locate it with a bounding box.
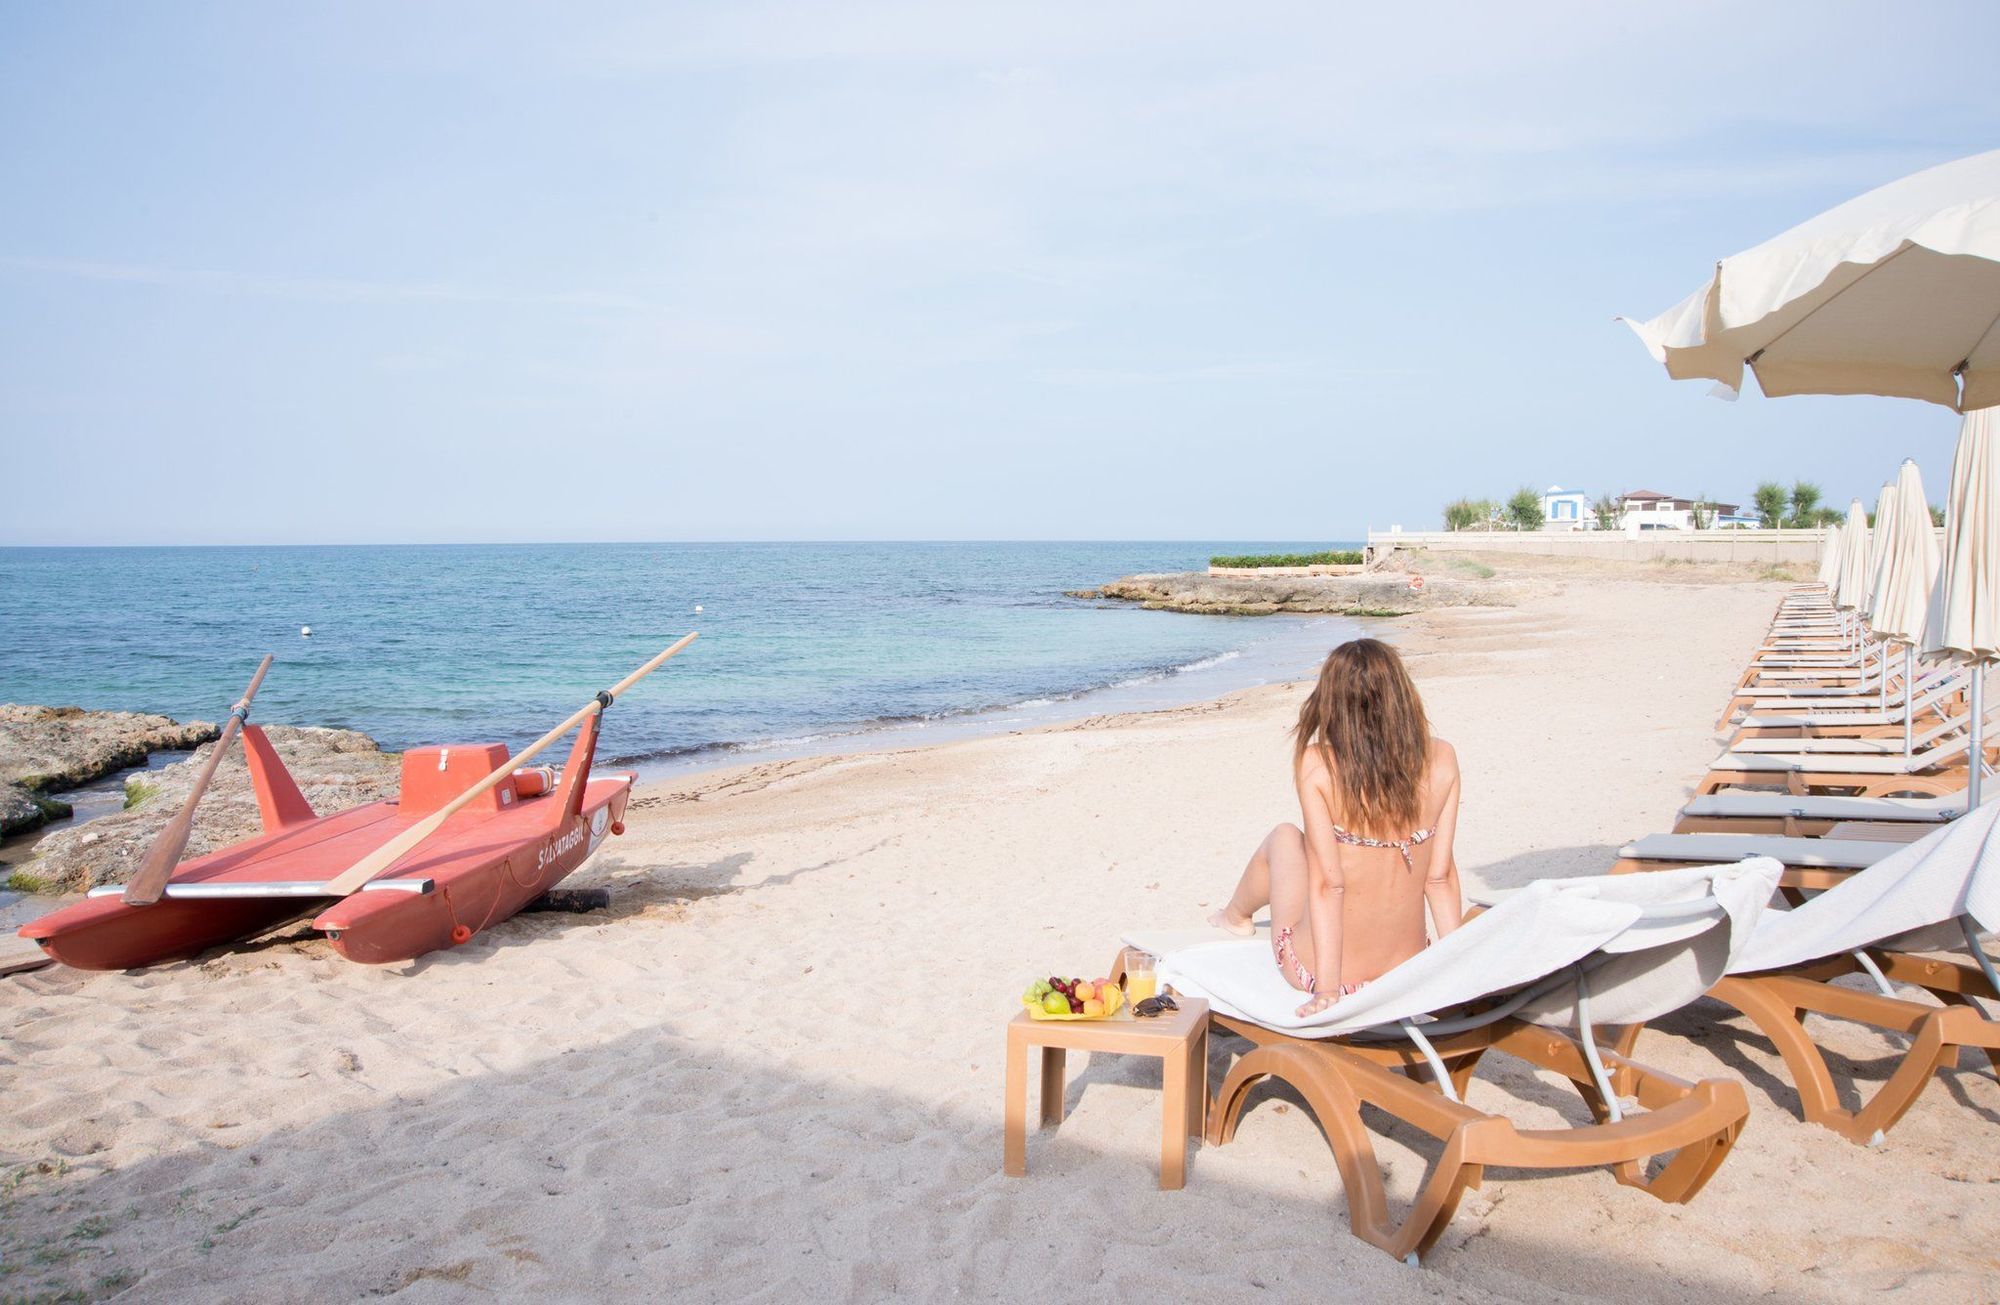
[1366,528,1830,564]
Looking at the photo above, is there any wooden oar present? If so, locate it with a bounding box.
[319,633,697,898]
[122,654,276,906]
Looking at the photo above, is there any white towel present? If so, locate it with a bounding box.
[1730,803,2000,974]
[1127,860,1782,1039]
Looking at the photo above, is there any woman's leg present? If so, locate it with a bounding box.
[1209,824,1313,961]
[1259,825,1317,992]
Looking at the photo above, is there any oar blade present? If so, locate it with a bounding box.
[120,655,275,907]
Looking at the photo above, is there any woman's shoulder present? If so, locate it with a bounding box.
[1427,736,1460,782]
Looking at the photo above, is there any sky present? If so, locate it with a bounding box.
[1,2,1996,546]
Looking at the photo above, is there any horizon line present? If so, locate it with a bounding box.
[0,536,1371,551]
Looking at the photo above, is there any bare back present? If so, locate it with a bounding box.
[1298,738,1462,989]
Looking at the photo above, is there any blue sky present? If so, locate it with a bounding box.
[2,2,1996,545]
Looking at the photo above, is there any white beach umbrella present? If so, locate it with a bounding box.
[1623,152,1999,804]
[1622,149,2000,411]
[1870,461,1940,646]
[1924,407,1999,806]
[1870,460,1942,754]
[1926,407,2000,661]
[1862,481,1897,617]
[1816,523,1844,589]
[1833,499,1871,612]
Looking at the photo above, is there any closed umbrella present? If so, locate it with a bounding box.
[1817,523,1844,589]
[1863,482,1897,619]
[1622,149,2000,411]
[1925,407,2000,806]
[1869,459,1942,752]
[1834,500,1871,613]
[1871,462,1941,645]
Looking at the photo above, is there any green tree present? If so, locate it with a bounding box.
[1813,506,1844,528]
[1592,493,1624,530]
[1752,481,1788,528]
[1931,503,1946,526]
[1788,480,1822,528]
[1442,498,1483,531]
[1505,487,1545,532]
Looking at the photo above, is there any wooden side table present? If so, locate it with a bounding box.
[1002,998,1208,1190]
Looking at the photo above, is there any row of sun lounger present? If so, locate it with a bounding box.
[1104,582,1997,1262]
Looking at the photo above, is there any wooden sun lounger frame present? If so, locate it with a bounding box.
[1201,1015,1748,1262]
[1106,950,1748,1262]
[1692,762,1970,800]
[1610,940,1999,1145]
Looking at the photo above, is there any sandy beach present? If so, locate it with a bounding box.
[5,562,1997,1302]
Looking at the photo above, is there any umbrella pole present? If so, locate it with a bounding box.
[1972,665,1987,811]
[1903,646,1916,756]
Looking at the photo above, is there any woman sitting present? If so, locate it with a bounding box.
[1208,638,1463,1017]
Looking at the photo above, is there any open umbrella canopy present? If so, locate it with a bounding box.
[1869,460,1940,646]
[1926,407,2000,661]
[1833,499,1872,611]
[1622,150,2000,411]
[1817,523,1843,588]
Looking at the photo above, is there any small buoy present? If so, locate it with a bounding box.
[611,820,625,836]
[1408,575,1425,591]
[300,625,313,637]
[693,604,703,614]
[450,924,473,945]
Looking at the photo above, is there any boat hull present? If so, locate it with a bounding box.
[18,776,634,970]
[315,780,631,964]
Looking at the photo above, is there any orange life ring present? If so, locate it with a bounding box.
[1409,575,1426,591]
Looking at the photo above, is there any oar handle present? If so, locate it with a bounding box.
[599,632,698,708]
[233,656,275,719]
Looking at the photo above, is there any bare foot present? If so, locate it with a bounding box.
[1206,907,1254,937]
[1296,992,1340,1019]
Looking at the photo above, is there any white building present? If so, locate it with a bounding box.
[1538,485,1597,531]
[1616,489,1755,531]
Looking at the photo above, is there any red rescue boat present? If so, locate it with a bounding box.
[20,638,693,970]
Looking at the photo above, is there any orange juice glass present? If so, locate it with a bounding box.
[1123,948,1158,1004]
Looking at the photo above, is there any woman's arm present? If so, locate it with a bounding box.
[1295,757,1347,1017]
[1424,758,1464,940]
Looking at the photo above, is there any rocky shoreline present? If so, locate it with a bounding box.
[0,706,402,894]
[1073,565,1515,617]
[0,705,221,837]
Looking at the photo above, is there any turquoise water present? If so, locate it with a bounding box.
[0,543,1362,774]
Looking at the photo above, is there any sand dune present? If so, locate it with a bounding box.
[3,568,1996,1301]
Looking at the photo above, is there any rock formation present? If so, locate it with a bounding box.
[16,725,401,894]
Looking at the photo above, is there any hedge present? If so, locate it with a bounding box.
[1208,550,1363,568]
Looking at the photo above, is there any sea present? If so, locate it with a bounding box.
[0,542,1364,779]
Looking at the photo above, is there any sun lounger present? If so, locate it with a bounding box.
[1121,861,1780,1263]
[1614,805,2000,1144]
[1615,833,1897,889]
[1672,789,1971,836]
[1727,710,1972,754]
[1696,731,1989,798]
[1731,680,1959,732]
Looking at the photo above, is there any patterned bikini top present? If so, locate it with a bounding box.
[1330,821,1436,871]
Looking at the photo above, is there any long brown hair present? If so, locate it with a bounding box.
[1292,638,1431,839]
